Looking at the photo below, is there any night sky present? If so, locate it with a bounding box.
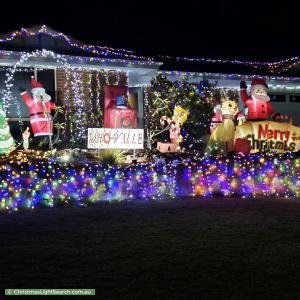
[0,1,297,61]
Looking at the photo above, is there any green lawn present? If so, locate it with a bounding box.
[1,197,300,299]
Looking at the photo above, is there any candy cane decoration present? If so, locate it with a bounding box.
[160,115,172,127]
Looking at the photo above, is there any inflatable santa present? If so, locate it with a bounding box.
[240,79,279,121]
[20,76,56,137]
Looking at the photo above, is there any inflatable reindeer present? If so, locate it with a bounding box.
[207,95,239,154]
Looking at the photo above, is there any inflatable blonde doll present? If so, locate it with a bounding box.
[158,106,189,152]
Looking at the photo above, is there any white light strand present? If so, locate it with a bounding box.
[2,49,129,141]
[63,69,72,138]
[71,70,86,140]
[95,71,102,125]
[0,25,155,62]
[2,50,80,138]
[87,72,94,126]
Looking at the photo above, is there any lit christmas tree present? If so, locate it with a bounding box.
[0,101,15,155]
[146,74,216,149]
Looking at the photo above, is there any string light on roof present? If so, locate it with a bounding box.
[1,25,299,73]
[160,70,300,82]
[0,50,162,67]
[159,54,300,70]
[0,25,155,62]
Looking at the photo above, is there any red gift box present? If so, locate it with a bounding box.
[104,107,137,129]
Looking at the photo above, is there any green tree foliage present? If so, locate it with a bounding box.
[0,101,15,155]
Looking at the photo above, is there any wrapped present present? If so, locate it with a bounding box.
[234,138,251,154]
[157,142,179,153]
[105,107,137,129]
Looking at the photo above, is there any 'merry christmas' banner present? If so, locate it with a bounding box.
[235,121,300,153]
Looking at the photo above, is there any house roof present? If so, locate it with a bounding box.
[158,56,300,77]
[0,25,156,62]
[0,25,299,78]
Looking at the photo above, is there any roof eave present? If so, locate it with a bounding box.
[0,50,163,71]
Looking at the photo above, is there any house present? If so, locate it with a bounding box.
[0,25,299,144]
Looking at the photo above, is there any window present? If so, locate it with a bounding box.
[269,94,286,102]
[289,95,300,103]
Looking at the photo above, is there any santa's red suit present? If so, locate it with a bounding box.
[20,77,56,137]
[240,79,276,120]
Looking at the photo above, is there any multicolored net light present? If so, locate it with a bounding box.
[1,151,299,212]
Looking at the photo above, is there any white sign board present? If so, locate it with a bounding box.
[87,128,144,149]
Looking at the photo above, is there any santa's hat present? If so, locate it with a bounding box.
[31,76,51,102]
[251,79,268,89]
[31,76,45,93]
